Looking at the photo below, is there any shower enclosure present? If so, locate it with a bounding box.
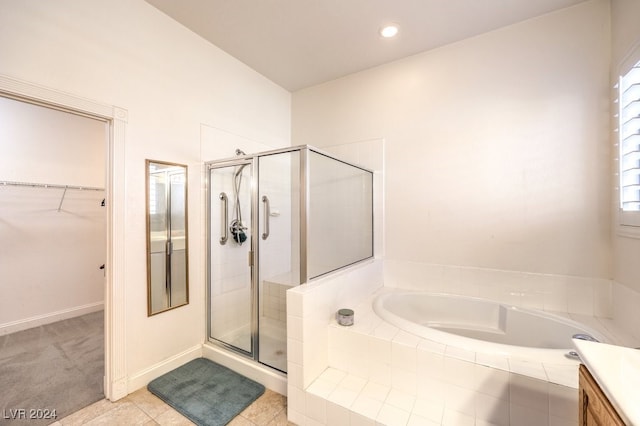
[207,145,373,372]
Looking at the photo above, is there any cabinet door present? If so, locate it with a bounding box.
[578,364,626,426]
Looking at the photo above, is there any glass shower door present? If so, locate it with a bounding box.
[257,151,300,372]
[209,162,254,354]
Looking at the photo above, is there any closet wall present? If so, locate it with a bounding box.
[0,96,107,335]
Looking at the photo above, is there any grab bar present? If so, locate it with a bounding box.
[219,192,228,245]
[262,195,270,240]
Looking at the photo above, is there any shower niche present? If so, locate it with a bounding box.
[207,146,373,372]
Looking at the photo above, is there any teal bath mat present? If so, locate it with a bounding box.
[147,358,265,426]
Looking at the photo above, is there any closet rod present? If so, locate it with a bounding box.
[0,180,104,191]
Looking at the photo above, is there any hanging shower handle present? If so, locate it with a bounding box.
[219,192,228,245]
[262,195,270,240]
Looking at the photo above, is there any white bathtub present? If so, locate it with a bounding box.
[373,291,605,363]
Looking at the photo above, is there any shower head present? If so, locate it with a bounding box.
[235,149,246,156]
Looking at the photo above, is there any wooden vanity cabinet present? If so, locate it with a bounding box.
[578,364,626,426]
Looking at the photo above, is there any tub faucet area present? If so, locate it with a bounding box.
[573,333,600,343]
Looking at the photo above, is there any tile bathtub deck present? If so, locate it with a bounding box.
[51,388,291,426]
[297,288,640,426]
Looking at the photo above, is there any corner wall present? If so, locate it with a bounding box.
[611,0,640,291]
[0,0,291,394]
[292,0,611,281]
[609,0,640,340]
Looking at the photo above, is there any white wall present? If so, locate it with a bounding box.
[0,97,106,186]
[293,0,611,281]
[0,96,106,334]
[611,0,640,293]
[0,0,290,391]
[609,0,640,341]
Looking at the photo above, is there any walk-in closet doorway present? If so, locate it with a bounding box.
[0,94,108,423]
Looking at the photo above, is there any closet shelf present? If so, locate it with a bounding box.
[0,180,104,191]
[0,180,105,212]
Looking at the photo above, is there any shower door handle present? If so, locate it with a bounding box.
[262,195,270,240]
[219,192,228,245]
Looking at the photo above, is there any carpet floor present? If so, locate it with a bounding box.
[0,311,104,426]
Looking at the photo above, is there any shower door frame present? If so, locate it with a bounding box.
[205,145,375,370]
[207,148,307,369]
[206,157,259,360]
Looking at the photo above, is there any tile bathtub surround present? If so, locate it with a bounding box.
[383,259,613,318]
[286,260,384,424]
[287,259,638,424]
[291,283,640,425]
[316,310,582,425]
[305,367,577,426]
[612,281,640,343]
[327,292,583,389]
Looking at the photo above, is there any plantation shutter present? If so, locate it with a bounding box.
[618,60,640,226]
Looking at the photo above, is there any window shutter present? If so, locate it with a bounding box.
[619,63,640,217]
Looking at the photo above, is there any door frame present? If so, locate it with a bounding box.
[206,151,297,374]
[0,74,128,401]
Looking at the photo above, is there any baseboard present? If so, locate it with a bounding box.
[126,344,202,394]
[107,378,128,402]
[0,302,104,336]
[202,342,287,395]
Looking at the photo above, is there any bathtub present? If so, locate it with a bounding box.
[373,291,605,363]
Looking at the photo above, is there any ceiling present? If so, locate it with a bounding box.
[145,0,589,92]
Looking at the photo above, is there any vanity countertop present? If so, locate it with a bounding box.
[573,339,640,425]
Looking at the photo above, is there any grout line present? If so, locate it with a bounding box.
[60,384,289,425]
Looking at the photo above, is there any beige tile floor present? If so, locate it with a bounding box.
[49,388,292,426]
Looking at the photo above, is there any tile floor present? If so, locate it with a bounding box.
[50,387,292,426]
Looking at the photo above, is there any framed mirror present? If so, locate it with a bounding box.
[146,160,189,315]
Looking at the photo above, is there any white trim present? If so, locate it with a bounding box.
[619,210,640,228]
[0,302,104,336]
[617,224,640,239]
[619,37,640,77]
[616,40,640,227]
[126,344,202,393]
[0,76,114,118]
[0,74,128,402]
[106,104,128,401]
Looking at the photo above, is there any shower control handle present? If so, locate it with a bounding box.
[219,192,228,245]
[262,195,270,240]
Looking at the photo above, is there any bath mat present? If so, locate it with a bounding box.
[147,358,265,426]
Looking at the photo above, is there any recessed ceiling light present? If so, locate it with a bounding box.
[380,24,399,38]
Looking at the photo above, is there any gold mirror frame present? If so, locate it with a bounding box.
[146,159,189,315]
